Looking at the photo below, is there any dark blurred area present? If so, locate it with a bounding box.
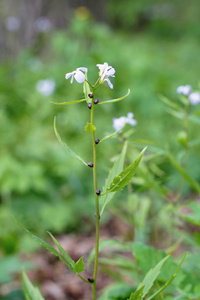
[0,0,200,297]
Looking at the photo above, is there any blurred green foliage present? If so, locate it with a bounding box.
[0,1,200,259]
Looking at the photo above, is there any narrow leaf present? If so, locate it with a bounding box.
[54,117,87,166]
[147,253,187,300]
[137,256,169,297]
[167,148,200,194]
[101,146,147,195]
[84,122,96,132]
[159,94,182,110]
[100,141,127,215]
[127,286,145,300]
[99,89,130,105]
[99,126,125,144]
[48,232,75,267]
[22,270,45,300]
[51,98,88,105]
[73,257,85,274]
[11,214,72,269]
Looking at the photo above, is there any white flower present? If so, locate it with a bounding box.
[188,92,200,105]
[34,17,51,32]
[65,67,87,84]
[113,112,137,132]
[5,16,21,31]
[36,78,56,96]
[177,85,192,96]
[96,62,115,89]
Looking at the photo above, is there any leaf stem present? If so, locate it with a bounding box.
[90,89,100,300]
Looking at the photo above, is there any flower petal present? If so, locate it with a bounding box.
[74,70,85,83]
[78,67,88,73]
[105,78,113,89]
[65,72,73,80]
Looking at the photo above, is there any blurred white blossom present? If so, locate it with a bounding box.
[188,92,200,105]
[177,85,192,96]
[113,112,137,132]
[96,62,115,89]
[34,17,52,32]
[36,79,56,96]
[65,67,87,84]
[5,16,21,31]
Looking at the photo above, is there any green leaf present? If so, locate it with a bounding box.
[127,286,145,300]
[47,232,75,267]
[166,108,185,119]
[147,253,187,300]
[22,270,45,300]
[101,146,147,195]
[73,257,85,274]
[99,89,130,105]
[99,126,125,144]
[83,73,92,103]
[137,256,169,297]
[167,148,200,194]
[51,98,88,105]
[84,122,96,132]
[100,141,127,215]
[11,214,72,269]
[54,117,87,166]
[159,94,182,110]
[178,202,200,226]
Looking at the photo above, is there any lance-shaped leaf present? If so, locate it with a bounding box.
[73,257,85,274]
[83,73,92,103]
[127,286,145,300]
[22,270,45,300]
[85,122,96,132]
[54,117,87,166]
[137,256,169,298]
[11,214,73,270]
[146,253,187,300]
[51,98,88,105]
[101,146,147,196]
[167,147,200,194]
[98,89,130,105]
[48,232,75,267]
[100,141,127,215]
[159,94,182,110]
[99,126,125,144]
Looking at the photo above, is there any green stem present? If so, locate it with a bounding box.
[90,90,100,300]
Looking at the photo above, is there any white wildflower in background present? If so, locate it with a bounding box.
[188,92,200,105]
[34,17,52,32]
[65,67,88,84]
[113,112,137,132]
[36,78,56,96]
[96,62,115,89]
[5,16,21,31]
[177,85,192,96]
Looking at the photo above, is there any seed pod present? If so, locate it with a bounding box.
[95,138,100,144]
[88,93,93,98]
[87,162,93,168]
[94,98,99,104]
[88,103,92,109]
[96,189,101,195]
[87,277,94,283]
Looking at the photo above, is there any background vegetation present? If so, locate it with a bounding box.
[0,0,200,298]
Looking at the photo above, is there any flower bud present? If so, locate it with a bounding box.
[96,189,101,195]
[94,98,99,104]
[87,277,94,283]
[88,93,93,98]
[88,103,92,109]
[95,138,100,144]
[87,162,93,168]
[177,131,188,148]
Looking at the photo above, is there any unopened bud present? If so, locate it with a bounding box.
[94,98,99,104]
[95,138,100,144]
[88,277,94,283]
[88,103,92,109]
[88,93,93,98]
[96,189,101,195]
[87,162,93,168]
